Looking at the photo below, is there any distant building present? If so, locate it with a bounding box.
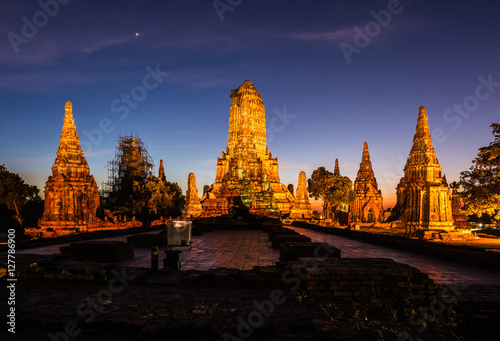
[289,171,314,220]
[106,133,154,205]
[182,173,203,219]
[38,101,100,235]
[351,142,384,223]
[394,107,455,236]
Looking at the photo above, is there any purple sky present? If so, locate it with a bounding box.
[1,0,499,210]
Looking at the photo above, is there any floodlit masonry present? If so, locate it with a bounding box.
[395,106,455,236]
[289,171,314,220]
[351,142,384,223]
[37,101,101,236]
[200,80,295,218]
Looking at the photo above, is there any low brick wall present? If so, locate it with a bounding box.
[305,258,438,318]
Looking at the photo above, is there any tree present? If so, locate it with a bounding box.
[0,164,42,229]
[308,167,355,210]
[459,123,500,220]
[132,176,185,219]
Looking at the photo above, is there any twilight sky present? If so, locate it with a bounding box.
[1,0,499,210]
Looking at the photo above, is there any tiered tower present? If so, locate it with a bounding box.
[289,171,314,219]
[158,159,166,181]
[352,142,384,223]
[182,173,203,219]
[396,106,454,235]
[39,101,100,234]
[334,158,340,176]
[201,80,294,217]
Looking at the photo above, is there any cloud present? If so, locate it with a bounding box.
[280,18,419,46]
[280,28,354,43]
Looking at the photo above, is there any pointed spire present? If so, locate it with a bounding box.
[158,159,165,181]
[358,142,375,174]
[362,141,371,167]
[404,106,441,179]
[354,142,379,191]
[182,172,203,219]
[53,101,88,176]
[65,101,73,118]
[228,80,267,157]
[334,158,340,176]
[289,170,313,219]
[363,141,369,158]
[416,106,430,137]
[298,171,307,191]
[61,100,77,139]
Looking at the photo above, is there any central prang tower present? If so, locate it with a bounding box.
[201,80,294,217]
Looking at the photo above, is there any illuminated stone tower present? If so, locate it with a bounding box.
[158,159,166,181]
[182,173,203,219]
[395,106,454,235]
[289,171,314,219]
[352,142,384,223]
[201,80,295,217]
[39,101,100,234]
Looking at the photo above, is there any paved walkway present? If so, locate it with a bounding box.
[16,230,280,271]
[15,227,500,286]
[290,226,500,286]
[179,230,279,271]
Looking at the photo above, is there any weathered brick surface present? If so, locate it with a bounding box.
[302,258,438,318]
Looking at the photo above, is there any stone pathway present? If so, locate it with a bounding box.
[180,230,279,271]
[14,227,500,286]
[290,226,500,286]
[16,230,280,271]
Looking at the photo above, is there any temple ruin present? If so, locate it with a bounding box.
[395,106,455,235]
[201,80,295,217]
[38,101,101,235]
[289,171,314,220]
[351,142,384,223]
[106,134,154,205]
[158,159,166,181]
[182,173,203,219]
[451,187,470,230]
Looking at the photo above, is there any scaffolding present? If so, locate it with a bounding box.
[106,133,154,195]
